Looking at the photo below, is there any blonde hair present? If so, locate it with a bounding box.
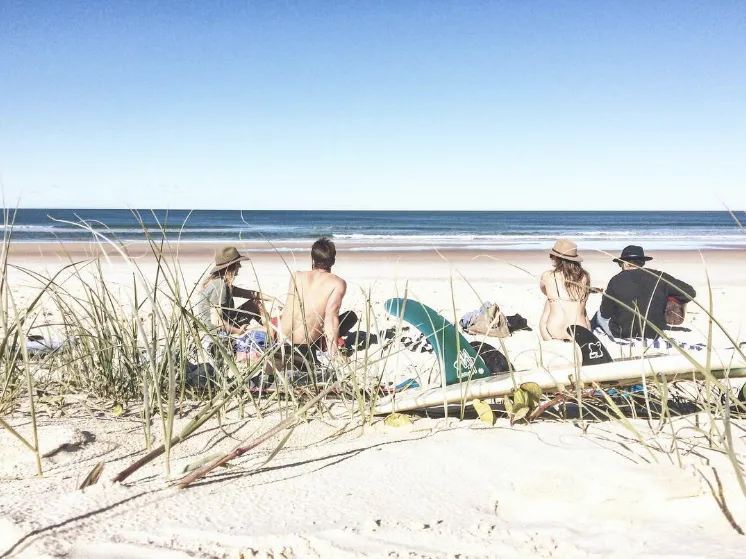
[550,255,591,301]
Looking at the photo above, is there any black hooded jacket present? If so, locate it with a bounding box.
[599,268,696,338]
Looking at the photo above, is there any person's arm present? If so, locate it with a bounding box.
[230,285,254,299]
[539,271,549,297]
[663,273,696,301]
[232,286,280,305]
[232,286,284,320]
[260,292,282,305]
[599,279,617,319]
[220,316,246,336]
[216,282,248,335]
[323,279,347,358]
[283,273,297,311]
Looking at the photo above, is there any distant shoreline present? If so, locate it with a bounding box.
[6,240,745,264]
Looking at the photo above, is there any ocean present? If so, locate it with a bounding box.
[3,209,745,252]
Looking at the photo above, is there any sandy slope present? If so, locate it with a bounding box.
[1,410,745,558]
[2,244,746,557]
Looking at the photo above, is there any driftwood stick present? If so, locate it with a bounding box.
[529,389,597,422]
[112,385,243,483]
[177,379,343,488]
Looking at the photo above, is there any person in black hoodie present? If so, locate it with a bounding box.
[591,245,696,339]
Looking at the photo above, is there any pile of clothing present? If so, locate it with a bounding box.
[459,302,530,337]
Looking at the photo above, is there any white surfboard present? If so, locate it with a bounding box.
[373,348,746,415]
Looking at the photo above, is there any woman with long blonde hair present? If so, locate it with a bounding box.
[539,239,591,341]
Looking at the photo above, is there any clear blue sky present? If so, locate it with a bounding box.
[1,1,744,210]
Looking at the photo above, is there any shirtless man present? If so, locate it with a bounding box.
[276,238,356,368]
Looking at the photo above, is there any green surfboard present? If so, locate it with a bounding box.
[385,298,491,385]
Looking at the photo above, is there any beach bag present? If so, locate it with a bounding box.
[664,296,686,326]
[469,341,512,374]
[467,303,510,338]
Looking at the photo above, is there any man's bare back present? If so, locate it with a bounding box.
[278,268,347,352]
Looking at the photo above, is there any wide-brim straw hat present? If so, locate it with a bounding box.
[549,239,583,262]
[613,245,653,264]
[210,246,250,274]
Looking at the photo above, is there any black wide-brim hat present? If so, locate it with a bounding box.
[613,245,653,264]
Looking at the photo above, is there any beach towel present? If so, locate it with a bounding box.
[592,325,706,353]
[25,334,69,356]
[235,330,269,363]
[235,330,268,352]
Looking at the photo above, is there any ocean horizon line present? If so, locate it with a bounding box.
[4,207,743,213]
[4,208,745,251]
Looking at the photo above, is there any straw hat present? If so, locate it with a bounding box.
[549,239,583,262]
[613,245,653,264]
[210,246,250,274]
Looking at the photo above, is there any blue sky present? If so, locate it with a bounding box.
[1,1,744,210]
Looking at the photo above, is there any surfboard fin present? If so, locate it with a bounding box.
[568,325,613,366]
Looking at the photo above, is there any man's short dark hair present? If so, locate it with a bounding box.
[621,259,646,268]
[312,237,336,270]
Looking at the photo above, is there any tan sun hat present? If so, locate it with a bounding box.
[210,246,250,274]
[549,239,583,262]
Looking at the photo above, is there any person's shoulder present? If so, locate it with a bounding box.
[290,270,311,289]
[640,268,665,281]
[330,272,346,288]
[199,278,225,300]
[540,269,554,280]
[204,277,224,290]
[294,270,316,283]
[605,271,626,289]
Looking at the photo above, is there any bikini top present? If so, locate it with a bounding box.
[547,272,584,303]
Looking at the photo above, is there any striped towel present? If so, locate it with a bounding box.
[593,327,706,353]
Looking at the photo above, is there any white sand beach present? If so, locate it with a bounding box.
[2,244,746,558]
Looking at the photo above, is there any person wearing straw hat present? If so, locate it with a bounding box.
[539,239,593,341]
[194,246,279,337]
[591,245,696,339]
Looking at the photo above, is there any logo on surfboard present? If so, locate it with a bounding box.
[588,342,604,360]
[454,349,485,377]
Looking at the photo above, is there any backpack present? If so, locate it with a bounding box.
[469,341,512,374]
[664,296,686,326]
